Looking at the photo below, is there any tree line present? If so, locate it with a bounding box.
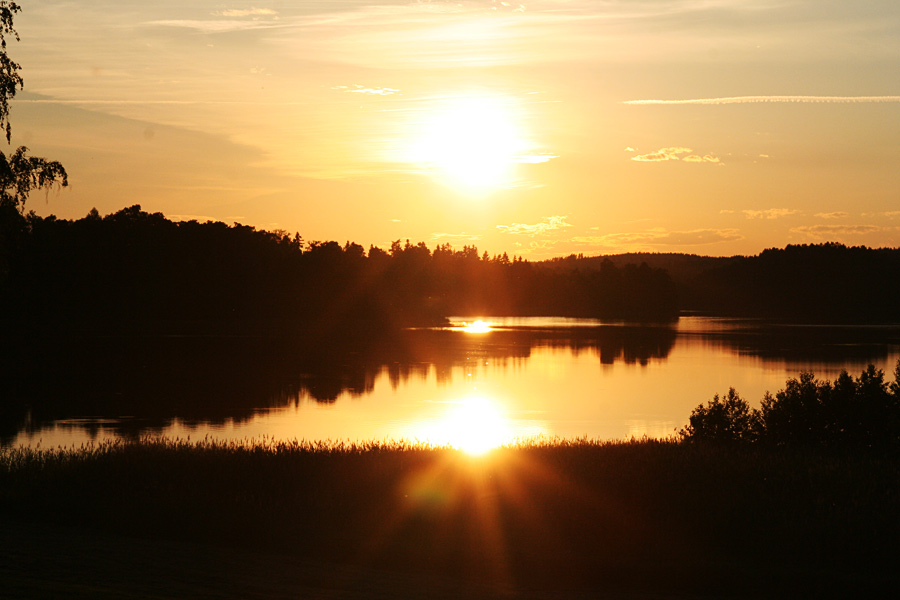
[0,205,679,336]
[552,243,900,322]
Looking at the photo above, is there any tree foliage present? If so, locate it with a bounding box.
[680,388,759,444]
[0,1,66,210]
[0,1,22,143]
[682,363,900,451]
[0,146,68,208]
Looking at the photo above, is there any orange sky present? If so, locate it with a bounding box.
[12,1,900,258]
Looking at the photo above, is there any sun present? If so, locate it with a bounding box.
[412,95,529,190]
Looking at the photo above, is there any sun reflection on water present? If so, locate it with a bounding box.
[454,319,495,333]
[418,394,515,455]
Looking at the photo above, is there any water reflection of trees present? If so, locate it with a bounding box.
[5,323,898,444]
[679,323,900,363]
[1,326,677,444]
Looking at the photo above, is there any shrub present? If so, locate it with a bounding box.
[682,360,900,450]
[680,387,759,443]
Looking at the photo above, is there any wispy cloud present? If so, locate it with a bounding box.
[631,147,691,162]
[630,147,720,163]
[18,99,313,107]
[496,215,573,236]
[624,96,900,105]
[333,85,400,96]
[743,208,799,219]
[682,154,721,164]
[791,224,887,238]
[216,8,279,18]
[147,19,279,33]
[815,212,849,219]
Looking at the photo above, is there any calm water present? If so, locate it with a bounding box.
[6,317,900,450]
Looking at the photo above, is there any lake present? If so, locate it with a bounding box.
[6,316,900,450]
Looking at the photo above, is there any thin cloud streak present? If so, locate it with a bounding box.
[18,99,315,106]
[743,208,799,220]
[791,224,888,237]
[496,216,573,236]
[624,96,900,105]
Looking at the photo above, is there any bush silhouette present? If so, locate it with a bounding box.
[682,360,900,451]
[680,387,759,443]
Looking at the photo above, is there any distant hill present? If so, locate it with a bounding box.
[542,252,744,284]
[540,244,900,322]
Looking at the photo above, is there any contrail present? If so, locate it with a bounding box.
[623,96,900,105]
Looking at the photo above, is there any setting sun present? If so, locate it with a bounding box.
[411,95,529,190]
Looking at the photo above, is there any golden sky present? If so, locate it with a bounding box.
[12,1,900,257]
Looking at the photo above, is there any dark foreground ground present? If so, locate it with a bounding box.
[2,439,898,599]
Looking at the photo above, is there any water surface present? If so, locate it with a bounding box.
[6,317,900,449]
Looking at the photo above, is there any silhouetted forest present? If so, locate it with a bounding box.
[0,205,678,337]
[547,243,900,322]
[4,206,899,341]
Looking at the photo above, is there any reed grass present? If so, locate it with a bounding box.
[3,436,898,596]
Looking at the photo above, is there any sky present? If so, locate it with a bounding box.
[10,0,900,258]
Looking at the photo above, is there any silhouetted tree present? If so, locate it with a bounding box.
[680,388,759,443]
[683,361,900,451]
[0,2,66,210]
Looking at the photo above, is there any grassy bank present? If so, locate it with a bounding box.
[3,437,899,598]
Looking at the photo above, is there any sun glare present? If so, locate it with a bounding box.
[460,319,493,333]
[412,95,529,190]
[428,395,513,455]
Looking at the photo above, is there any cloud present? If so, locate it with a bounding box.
[496,215,573,236]
[682,154,721,164]
[630,147,720,163]
[624,96,900,105]
[630,147,691,162]
[350,87,399,96]
[146,19,280,33]
[743,208,799,219]
[19,99,310,107]
[815,212,849,219]
[791,224,886,238]
[334,85,400,96]
[252,0,900,71]
[216,8,278,18]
